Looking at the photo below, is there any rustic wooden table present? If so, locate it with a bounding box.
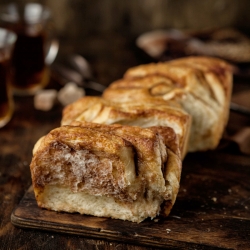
[1,34,250,250]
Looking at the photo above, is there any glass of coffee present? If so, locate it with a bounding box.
[0,28,16,128]
[0,3,56,95]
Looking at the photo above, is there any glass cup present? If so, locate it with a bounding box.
[0,3,57,95]
[0,28,16,128]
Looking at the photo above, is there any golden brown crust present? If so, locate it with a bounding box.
[61,96,191,159]
[30,122,182,222]
[103,56,233,152]
[123,56,232,122]
[62,96,102,127]
[70,122,167,189]
[68,121,182,217]
[149,126,180,157]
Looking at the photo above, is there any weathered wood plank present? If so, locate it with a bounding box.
[11,150,250,250]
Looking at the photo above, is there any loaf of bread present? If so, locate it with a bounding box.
[103,56,233,152]
[61,96,191,158]
[30,56,233,223]
[30,122,181,223]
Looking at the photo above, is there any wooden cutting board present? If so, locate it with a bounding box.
[11,150,250,249]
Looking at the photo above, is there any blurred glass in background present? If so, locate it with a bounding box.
[0,0,250,85]
[0,28,16,128]
[0,0,248,46]
[0,2,58,95]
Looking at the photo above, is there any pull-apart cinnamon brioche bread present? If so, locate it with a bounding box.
[30,122,181,223]
[103,56,233,152]
[61,96,191,158]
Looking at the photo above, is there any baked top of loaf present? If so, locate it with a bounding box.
[30,122,181,222]
[124,56,232,95]
[103,56,233,152]
[61,96,191,158]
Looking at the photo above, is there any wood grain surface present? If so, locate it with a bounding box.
[11,149,250,249]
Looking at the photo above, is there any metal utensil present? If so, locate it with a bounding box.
[230,102,250,116]
[69,54,107,92]
[69,54,93,79]
[51,63,106,93]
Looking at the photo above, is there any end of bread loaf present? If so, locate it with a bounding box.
[30,123,182,223]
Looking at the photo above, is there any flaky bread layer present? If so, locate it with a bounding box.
[31,126,140,202]
[37,185,163,223]
[103,56,233,152]
[61,96,191,159]
[67,121,182,218]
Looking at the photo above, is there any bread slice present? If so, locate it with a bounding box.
[61,96,191,159]
[30,122,181,223]
[103,56,233,152]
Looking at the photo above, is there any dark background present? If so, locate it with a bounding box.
[1,0,250,85]
[1,0,249,38]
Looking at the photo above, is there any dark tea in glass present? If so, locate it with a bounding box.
[11,24,49,94]
[0,28,16,128]
[0,3,51,95]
